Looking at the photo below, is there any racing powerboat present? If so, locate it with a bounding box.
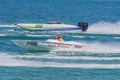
[15,22,88,32]
[12,39,85,52]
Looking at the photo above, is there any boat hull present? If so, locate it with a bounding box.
[12,40,84,52]
[15,23,82,32]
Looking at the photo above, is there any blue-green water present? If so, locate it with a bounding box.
[0,0,120,80]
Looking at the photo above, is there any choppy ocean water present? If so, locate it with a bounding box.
[0,0,120,80]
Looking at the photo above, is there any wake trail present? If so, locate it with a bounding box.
[14,55,120,60]
[0,53,120,68]
[87,21,120,34]
[0,24,17,27]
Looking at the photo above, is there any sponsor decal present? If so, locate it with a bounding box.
[48,43,56,47]
[58,44,69,48]
[74,45,84,48]
[27,41,37,46]
[35,24,43,28]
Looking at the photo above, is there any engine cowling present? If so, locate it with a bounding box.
[78,22,88,32]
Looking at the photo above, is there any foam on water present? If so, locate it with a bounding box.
[73,36,85,38]
[82,42,120,53]
[0,24,17,27]
[15,54,120,60]
[0,53,22,66]
[1,53,120,68]
[26,34,52,37]
[87,21,120,34]
[73,35,96,39]
[0,34,7,36]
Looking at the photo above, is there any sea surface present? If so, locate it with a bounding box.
[0,0,120,80]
